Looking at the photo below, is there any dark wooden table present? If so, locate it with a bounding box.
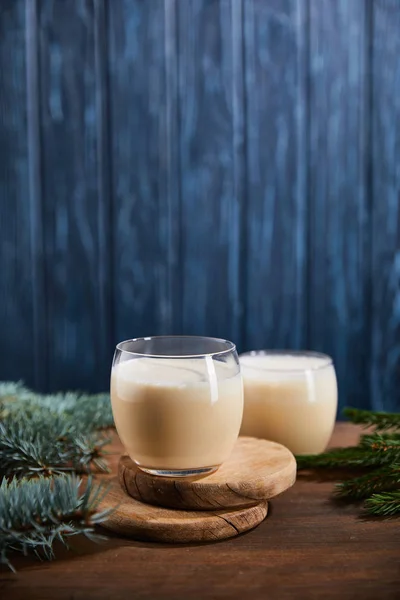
[1,424,399,600]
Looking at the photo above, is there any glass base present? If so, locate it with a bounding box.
[138,465,218,478]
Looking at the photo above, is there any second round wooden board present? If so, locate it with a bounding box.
[100,478,268,543]
[119,436,296,510]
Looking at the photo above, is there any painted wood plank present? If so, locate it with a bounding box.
[243,0,307,351]
[178,0,244,346]
[39,0,110,392]
[370,0,400,411]
[109,0,180,343]
[94,0,113,386]
[308,0,369,413]
[0,1,36,387]
[26,0,47,391]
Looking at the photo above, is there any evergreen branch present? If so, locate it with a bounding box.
[0,381,32,402]
[67,393,114,431]
[0,381,115,570]
[364,490,400,517]
[359,433,400,450]
[335,464,400,500]
[0,384,114,431]
[0,408,110,478]
[297,406,400,517]
[343,407,400,432]
[296,445,400,469]
[0,474,112,571]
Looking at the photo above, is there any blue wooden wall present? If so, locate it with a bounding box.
[0,0,399,413]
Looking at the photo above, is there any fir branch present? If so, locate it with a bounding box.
[297,406,400,517]
[64,393,114,431]
[359,432,400,450]
[335,464,400,500]
[0,382,115,569]
[0,384,114,431]
[343,407,400,432]
[364,490,400,517]
[0,474,112,571]
[0,407,110,478]
[296,445,400,469]
[0,381,32,401]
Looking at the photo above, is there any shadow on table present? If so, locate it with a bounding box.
[296,469,396,521]
[0,522,251,575]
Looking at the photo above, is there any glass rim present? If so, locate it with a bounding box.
[115,335,237,359]
[239,349,333,372]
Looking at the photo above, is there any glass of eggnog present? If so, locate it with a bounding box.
[111,336,243,477]
[239,351,337,455]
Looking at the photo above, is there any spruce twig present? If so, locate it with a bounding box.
[343,407,400,432]
[0,381,115,570]
[0,385,114,431]
[359,432,400,450]
[364,491,400,517]
[0,407,111,479]
[296,445,399,469]
[335,464,400,500]
[0,383,114,479]
[297,406,400,517]
[0,474,112,571]
[0,381,32,402]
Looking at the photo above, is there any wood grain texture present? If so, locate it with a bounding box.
[100,477,268,543]
[0,0,400,411]
[243,0,307,352]
[178,0,244,344]
[119,437,296,510]
[370,0,400,411]
[26,0,47,390]
[109,0,180,343]
[1,424,399,600]
[38,0,110,391]
[0,1,36,387]
[94,0,113,381]
[308,0,369,412]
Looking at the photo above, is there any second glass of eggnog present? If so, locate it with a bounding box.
[239,351,337,455]
[111,336,243,477]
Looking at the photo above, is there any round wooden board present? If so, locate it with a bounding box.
[99,477,268,543]
[119,436,296,511]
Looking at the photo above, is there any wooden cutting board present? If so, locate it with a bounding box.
[118,437,296,510]
[99,477,268,543]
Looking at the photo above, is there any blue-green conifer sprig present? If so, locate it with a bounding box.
[0,475,111,571]
[0,381,115,569]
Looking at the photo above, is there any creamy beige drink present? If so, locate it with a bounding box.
[111,357,243,472]
[239,352,337,454]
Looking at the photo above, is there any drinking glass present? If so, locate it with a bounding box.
[111,336,243,477]
[239,350,337,454]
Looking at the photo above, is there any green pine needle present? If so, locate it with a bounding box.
[296,445,400,469]
[0,381,116,570]
[0,384,114,431]
[0,382,114,479]
[343,407,400,432]
[0,406,111,479]
[0,381,32,401]
[0,474,112,571]
[297,406,400,517]
[335,464,400,500]
[364,490,400,517]
[359,432,400,450]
